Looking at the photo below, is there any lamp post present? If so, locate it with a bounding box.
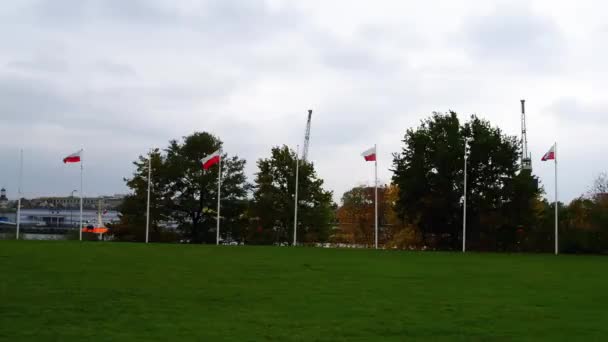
[462,138,470,253]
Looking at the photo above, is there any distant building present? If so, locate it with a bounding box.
[0,188,8,209]
[26,194,126,210]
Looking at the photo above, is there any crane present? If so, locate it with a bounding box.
[302,109,312,162]
[521,99,532,171]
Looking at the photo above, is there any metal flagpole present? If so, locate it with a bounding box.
[216,149,222,246]
[79,153,83,241]
[294,145,300,246]
[16,149,23,240]
[462,139,468,252]
[374,144,378,249]
[145,150,151,244]
[554,142,558,255]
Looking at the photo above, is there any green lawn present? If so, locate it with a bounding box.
[0,241,607,341]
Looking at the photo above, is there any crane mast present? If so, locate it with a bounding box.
[521,99,532,171]
[302,109,312,162]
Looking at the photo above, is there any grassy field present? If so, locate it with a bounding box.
[1,241,607,341]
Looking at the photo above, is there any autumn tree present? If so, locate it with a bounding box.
[335,185,387,246]
[251,145,334,245]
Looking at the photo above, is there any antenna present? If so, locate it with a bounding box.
[521,99,532,171]
[302,109,313,162]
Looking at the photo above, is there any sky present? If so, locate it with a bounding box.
[1,0,607,204]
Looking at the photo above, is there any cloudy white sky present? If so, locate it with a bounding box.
[1,0,606,203]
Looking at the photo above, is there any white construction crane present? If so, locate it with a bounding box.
[521,99,532,171]
[302,109,313,162]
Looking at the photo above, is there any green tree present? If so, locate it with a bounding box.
[392,112,541,250]
[251,145,334,245]
[117,149,171,241]
[120,132,250,243]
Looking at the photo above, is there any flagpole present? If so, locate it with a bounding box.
[294,145,300,247]
[374,144,378,249]
[16,149,23,240]
[216,149,222,246]
[79,156,83,242]
[554,142,558,255]
[145,150,151,244]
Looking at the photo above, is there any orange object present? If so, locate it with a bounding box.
[82,227,109,234]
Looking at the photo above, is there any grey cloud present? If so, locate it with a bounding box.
[313,29,404,73]
[94,61,137,77]
[7,56,69,73]
[549,98,608,124]
[31,0,301,43]
[0,74,214,138]
[463,4,564,71]
[32,0,178,28]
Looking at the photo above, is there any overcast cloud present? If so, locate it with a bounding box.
[1,0,607,204]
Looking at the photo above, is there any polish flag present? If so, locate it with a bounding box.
[202,149,221,170]
[63,150,82,163]
[361,146,376,162]
[541,144,556,161]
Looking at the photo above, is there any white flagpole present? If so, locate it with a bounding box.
[462,139,468,252]
[145,150,151,244]
[16,149,23,240]
[216,149,222,246]
[293,145,300,247]
[79,152,83,241]
[554,142,558,255]
[374,144,378,249]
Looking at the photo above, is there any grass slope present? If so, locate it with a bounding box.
[1,241,607,341]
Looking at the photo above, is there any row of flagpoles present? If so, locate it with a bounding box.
[14,142,556,252]
[148,141,560,252]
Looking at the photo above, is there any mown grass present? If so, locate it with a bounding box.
[0,240,607,341]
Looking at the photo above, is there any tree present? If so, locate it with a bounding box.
[392,111,541,250]
[117,149,172,241]
[335,185,388,246]
[251,145,334,244]
[589,172,608,197]
[392,112,463,249]
[119,132,250,243]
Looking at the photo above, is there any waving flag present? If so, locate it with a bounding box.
[361,146,377,162]
[63,150,82,163]
[541,144,556,161]
[202,150,221,170]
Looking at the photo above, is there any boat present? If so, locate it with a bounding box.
[82,200,109,235]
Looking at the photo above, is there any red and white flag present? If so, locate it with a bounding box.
[63,150,82,163]
[202,149,221,170]
[541,144,556,161]
[361,146,376,162]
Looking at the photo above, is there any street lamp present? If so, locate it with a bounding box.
[70,190,78,228]
[462,138,470,253]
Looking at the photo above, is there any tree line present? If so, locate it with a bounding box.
[116,112,608,253]
[116,133,333,244]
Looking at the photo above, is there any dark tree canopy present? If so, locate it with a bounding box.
[250,145,334,245]
[392,111,542,250]
[119,132,250,243]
